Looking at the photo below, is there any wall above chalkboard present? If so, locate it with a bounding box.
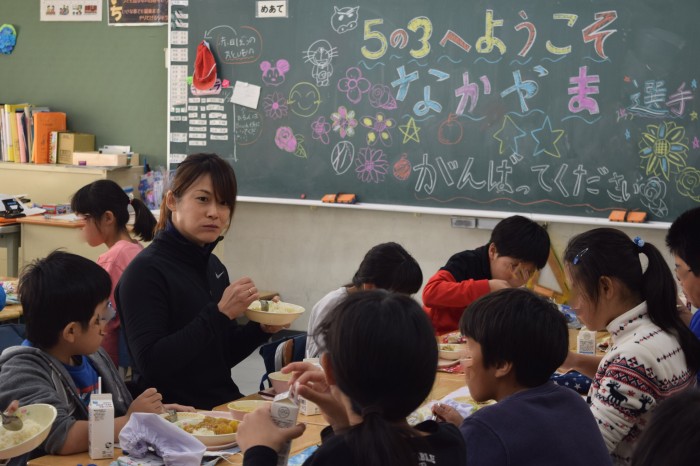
[167,0,700,221]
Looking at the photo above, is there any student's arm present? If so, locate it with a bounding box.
[422,269,491,308]
[561,351,603,379]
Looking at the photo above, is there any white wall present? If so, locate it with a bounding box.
[223,202,672,331]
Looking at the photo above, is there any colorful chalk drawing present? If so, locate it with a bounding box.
[638,121,688,181]
[170,3,700,220]
[338,67,371,104]
[360,112,395,146]
[260,59,290,86]
[331,106,358,138]
[262,92,288,119]
[311,116,332,144]
[393,154,412,180]
[287,82,322,117]
[355,147,389,183]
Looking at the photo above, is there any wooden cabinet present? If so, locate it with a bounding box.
[0,162,143,205]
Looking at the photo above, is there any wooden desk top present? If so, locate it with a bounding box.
[16,215,86,229]
[28,372,463,465]
[0,304,22,322]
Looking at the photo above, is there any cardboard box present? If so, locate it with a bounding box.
[298,396,321,416]
[88,393,114,459]
[57,133,96,164]
[72,151,128,167]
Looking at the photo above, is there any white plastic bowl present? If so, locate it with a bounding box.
[438,343,466,361]
[268,371,292,393]
[0,404,57,460]
[227,400,272,421]
[245,300,305,326]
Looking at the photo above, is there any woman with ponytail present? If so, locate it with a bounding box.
[237,290,465,466]
[562,228,700,465]
[71,179,157,373]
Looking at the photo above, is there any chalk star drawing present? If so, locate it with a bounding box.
[693,136,699,149]
[691,111,698,121]
[531,116,565,158]
[692,79,698,90]
[493,115,526,155]
[398,117,421,144]
[625,129,631,140]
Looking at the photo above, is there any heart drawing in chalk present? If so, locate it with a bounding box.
[0,24,17,55]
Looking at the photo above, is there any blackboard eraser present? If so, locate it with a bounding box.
[608,210,627,222]
[626,211,647,223]
[322,193,357,204]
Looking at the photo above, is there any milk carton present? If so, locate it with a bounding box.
[271,391,300,466]
[577,329,596,355]
[89,393,114,459]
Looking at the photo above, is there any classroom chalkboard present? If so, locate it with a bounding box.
[167,0,700,221]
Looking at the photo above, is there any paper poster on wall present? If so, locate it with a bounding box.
[40,0,102,22]
[108,0,168,26]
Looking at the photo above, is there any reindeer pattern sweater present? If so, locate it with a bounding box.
[590,302,695,465]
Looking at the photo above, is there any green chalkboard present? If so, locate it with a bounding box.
[168,0,700,221]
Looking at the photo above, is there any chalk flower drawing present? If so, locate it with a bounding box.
[638,121,688,181]
[355,147,389,183]
[361,112,395,146]
[275,127,297,152]
[635,176,668,218]
[338,67,371,104]
[331,106,358,138]
[263,92,288,119]
[676,167,700,202]
[311,116,332,145]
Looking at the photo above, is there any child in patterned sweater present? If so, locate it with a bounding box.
[562,228,700,465]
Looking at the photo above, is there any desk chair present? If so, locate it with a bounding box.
[0,323,25,352]
[259,332,306,391]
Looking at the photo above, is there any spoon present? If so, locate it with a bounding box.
[1,410,23,432]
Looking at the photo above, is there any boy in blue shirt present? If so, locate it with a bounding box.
[432,288,612,466]
[0,251,189,465]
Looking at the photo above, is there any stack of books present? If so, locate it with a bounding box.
[0,103,67,164]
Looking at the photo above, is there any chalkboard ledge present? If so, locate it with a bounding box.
[237,196,671,230]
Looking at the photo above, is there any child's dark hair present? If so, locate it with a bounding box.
[318,290,438,466]
[631,388,700,466]
[490,215,550,269]
[564,228,700,373]
[71,179,156,242]
[459,288,568,387]
[666,206,700,274]
[157,153,237,232]
[351,242,423,294]
[19,251,111,350]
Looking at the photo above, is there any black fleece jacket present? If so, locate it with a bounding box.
[116,223,269,410]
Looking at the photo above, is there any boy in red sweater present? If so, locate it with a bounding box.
[423,215,550,334]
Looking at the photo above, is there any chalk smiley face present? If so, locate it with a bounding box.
[287,82,322,117]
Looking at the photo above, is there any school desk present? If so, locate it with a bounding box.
[15,215,101,272]
[28,372,465,465]
[0,221,20,277]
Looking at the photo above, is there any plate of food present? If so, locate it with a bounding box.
[162,411,239,447]
[246,300,305,326]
